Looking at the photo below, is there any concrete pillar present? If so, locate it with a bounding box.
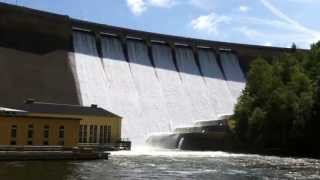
[167,41,184,81]
[119,34,130,63]
[145,38,159,78]
[191,44,205,78]
[94,31,103,59]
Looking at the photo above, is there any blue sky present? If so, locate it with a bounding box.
[2,0,320,49]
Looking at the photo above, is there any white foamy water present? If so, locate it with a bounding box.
[126,40,171,142]
[198,49,235,115]
[72,32,246,145]
[100,37,144,143]
[111,147,249,158]
[152,44,195,128]
[175,47,217,120]
[220,53,246,101]
[72,31,109,107]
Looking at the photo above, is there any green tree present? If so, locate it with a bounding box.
[232,42,320,155]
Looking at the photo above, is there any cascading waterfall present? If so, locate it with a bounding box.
[197,49,235,115]
[220,53,246,101]
[100,36,144,144]
[175,47,217,121]
[126,40,171,142]
[72,31,109,108]
[151,44,195,128]
[72,31,246,145]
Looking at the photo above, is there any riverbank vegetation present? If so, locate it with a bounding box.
[231,42,320,157]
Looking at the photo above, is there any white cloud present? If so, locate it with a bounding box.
[189,0,215,10]
[148,0,177,8]
[260,0,320,44]
[188,0,319,48]
[190,13,230,34]
[127,0,147,15]
[239,17,289,29]
[241,18,315,46]
[237,26,263,38]
[263,42,272,46]
[126,0,177,15]
[239,5,250,13]
[287,0,319,3]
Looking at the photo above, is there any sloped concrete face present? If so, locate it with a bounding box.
[0,48,80,106]
[0,3,80,107]
[0,3,71,54]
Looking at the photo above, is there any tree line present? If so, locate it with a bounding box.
[232,42,320,156]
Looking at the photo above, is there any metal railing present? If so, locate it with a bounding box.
[78,141,131,151]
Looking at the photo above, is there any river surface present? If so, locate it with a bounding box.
[0,148,320,180]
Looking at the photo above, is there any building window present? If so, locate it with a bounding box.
[103,125,108,143]
[59,126,64,138]
[43,141,49,145]
[107,125,111,143]
[27,124,33,145]
[11,125,17,138]
[93,125,97,143]
[89,125,94,143]
[99,126,104,144]
[43,125,49,145]
[28,124,33,138]
[11,125,17,145]
[59,126,64,146]
[83,125,87,143]
[44,125,49,138]
[79,125,83,143]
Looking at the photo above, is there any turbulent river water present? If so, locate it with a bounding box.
[1,148,320,180]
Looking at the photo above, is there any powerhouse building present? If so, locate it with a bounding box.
[0,100,122,148]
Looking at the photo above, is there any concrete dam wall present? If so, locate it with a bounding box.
[0,3,295,144]
[0,3,80,107]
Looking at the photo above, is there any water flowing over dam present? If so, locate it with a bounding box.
[72,31,246,145]
[0,2,294,146]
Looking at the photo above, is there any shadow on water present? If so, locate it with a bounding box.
[0,161,77,180]
[72,31,245,83]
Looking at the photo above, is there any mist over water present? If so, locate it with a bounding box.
[72,31,246,145]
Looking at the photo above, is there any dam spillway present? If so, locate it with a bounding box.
[0,2,295,145]
[72,31,246,144]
